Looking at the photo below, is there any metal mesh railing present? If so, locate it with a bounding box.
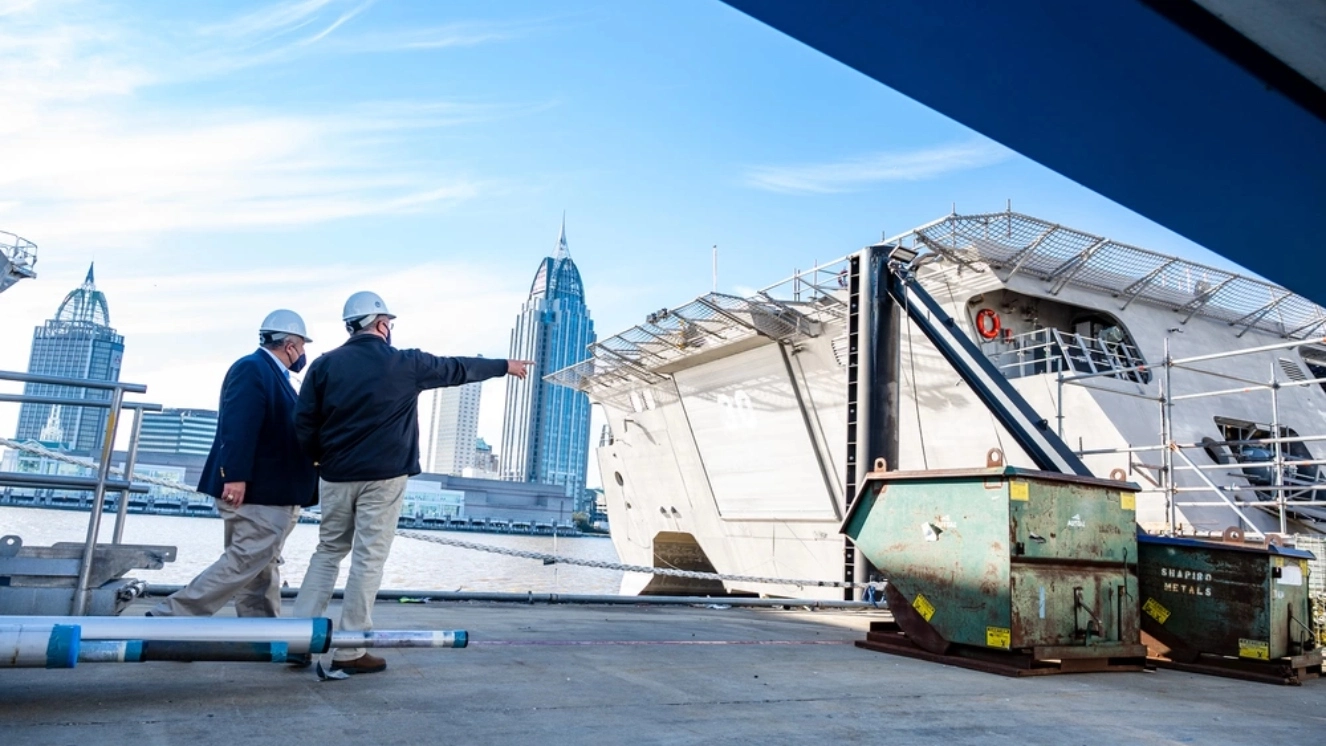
[889,211,1326,339]
[0,229,38,292]
[547,289,842,393]
[0,229,37,266]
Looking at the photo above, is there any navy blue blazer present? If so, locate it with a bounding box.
[198,349,319,507]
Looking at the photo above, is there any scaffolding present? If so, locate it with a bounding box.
[1051,336,1326,541]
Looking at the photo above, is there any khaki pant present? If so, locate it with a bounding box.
[292,476,407,661]
[151,501,300,618]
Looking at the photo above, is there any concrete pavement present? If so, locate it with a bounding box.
[2,600,1324,745]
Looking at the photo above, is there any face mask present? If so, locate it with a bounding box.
[384,331,392,347]
[290,351,307,374]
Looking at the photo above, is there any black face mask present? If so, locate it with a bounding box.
[290,352,308,374]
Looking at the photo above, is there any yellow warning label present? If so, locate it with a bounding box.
[986,626,1011,650]
[1273,556,1284,568]
[1142,597,1171,624]
[1239,638,1270,660]
[1010,481,1029,501]
[1302,560,1311,575]
[1120,492,1136,511]
[912,593,936,622]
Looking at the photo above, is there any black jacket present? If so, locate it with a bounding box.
[295,335,508,482]
[198,349,319,507]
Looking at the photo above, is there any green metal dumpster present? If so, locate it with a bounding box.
[1137,534,1320,684]
[843,459,1145,672]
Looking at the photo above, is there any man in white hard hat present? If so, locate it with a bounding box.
[290,291,529,674]
[148,310,319,618]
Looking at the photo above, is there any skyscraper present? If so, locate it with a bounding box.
[425,380,482,475]
[15,264,124,453]
[499,217,596,496]
[139,408,219,457]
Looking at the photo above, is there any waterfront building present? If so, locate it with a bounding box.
[139,408,218,457]
[425,378,482,475]
[499,217,596,496]
[468,437,500,479]
[14,264,124,454]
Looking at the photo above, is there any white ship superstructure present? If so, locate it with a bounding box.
[550,211,1326,599]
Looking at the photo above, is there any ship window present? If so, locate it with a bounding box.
[1297,347,1326,394]
[1208,417,1321,501]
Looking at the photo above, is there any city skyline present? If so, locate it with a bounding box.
[500,218,595,496]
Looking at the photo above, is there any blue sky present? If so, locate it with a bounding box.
[0,0,1230,482]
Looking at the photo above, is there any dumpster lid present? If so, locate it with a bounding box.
[857,464,1137,489]
[1137,532,1316,559]
[841,464,1139,534]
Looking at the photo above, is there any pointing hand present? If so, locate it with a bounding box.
[507,360,533,379]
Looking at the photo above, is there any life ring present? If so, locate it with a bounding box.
[975,309,1001,340]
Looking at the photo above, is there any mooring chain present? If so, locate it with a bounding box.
[0,437,881,589]
[395,530,882,589]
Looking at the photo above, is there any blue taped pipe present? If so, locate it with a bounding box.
[6,616,331,655]
[0,623,81,668]
[47,624,80,669]
[309,617,331,654]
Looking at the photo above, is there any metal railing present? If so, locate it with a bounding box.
[987,328,1148,383]
[0,369,158,614]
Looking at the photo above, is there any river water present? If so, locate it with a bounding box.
[0,506,624,595]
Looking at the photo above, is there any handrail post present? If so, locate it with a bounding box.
[71,385,125,616]
[1056,370,1065,438]
[112,406,144,544]
[1269,363,1287,535]
[1162,338,1175,535]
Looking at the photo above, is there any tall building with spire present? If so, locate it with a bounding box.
[15,264,125,453]
[499,216,596,496]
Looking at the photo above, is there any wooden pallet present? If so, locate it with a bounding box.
[856,621,1147,677]
[1147,651,1322,686]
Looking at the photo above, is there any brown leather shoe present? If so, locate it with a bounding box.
[330,653,386,675]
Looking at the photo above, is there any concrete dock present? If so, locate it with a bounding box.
[3,599,1324,745]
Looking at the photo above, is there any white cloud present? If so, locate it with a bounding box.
[0,2,541,244]
[0,2,559,469]
[199,0,342,40]
[743,140,1013,195]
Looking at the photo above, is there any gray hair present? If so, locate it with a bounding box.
[261,332,297,349]
[347,314,384,334]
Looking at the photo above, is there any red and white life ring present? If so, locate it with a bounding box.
[975,308,1001,340]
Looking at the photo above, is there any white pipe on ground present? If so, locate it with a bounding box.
[0,623,80,668]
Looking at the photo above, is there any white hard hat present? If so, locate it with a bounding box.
[342,291,396,324]
[259,309,312,342]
